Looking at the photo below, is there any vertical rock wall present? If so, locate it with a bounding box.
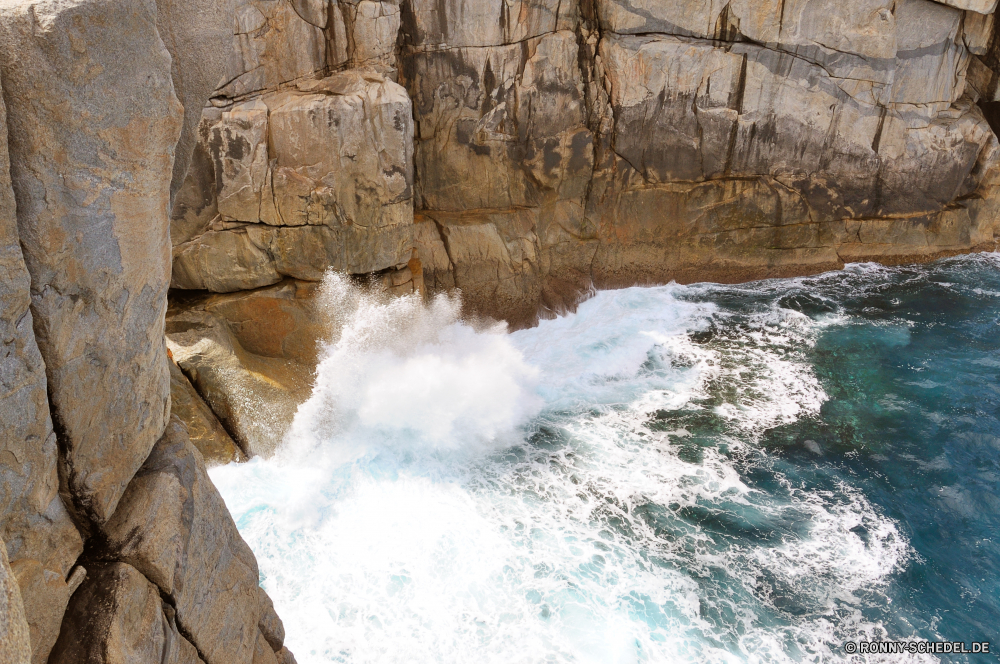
[0,0,293,661]
[0,0,179,525]
[584,0,1000,289]
[0,66,85,664]
[168,0,1000,330]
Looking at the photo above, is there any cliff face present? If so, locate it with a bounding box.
[170,0,1000,327]
[2,0,1000,662]
[0,0,291,662]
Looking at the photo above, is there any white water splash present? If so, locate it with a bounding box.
[210,276,921,664]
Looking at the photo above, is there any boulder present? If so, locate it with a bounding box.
[97,418,281,664]
[48,562,202,664]
[172,71,415,292]
[165,288,318,458]
[0,69,85,664]
[275,648,298,664]
[10,562,87,664]
[0,0,183,523]
[252,632,278,664]
[256,590,286,652]
[169,360,245,466]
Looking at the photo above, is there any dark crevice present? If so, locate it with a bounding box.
[723,54,749,176]
[871,105,888,154]
[160,588,212,664]
[978,101,1000,138]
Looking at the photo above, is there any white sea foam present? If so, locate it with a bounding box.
[210,276,921,664]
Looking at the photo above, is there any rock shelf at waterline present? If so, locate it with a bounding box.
[211,256,1000,664]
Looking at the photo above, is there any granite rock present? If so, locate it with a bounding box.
[169,360,245,466]
[48,562,203,664]
[0,67,85,664]
[0,541,30,664]
[0,0,182,524]
[97,418,281,664]
[172,71,416,292]
[166,307,314,459]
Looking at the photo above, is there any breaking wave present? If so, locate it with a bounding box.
[210,258,1000,663]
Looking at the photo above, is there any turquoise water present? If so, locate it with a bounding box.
[212,254,1000,663]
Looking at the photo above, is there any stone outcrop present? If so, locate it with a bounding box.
[583,0,1000,288]
[49,562,202,664]
[165,0,1000,333]
[399,0,1000,318]
[82,418,286,664]
[166,281,322,458]
[169,360,245,466]
[45,418,291,664]
[0,64,84,664]
[171,69,416,294]
[0,0,293,660]
[0,0,179,525]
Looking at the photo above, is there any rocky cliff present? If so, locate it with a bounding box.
[0,0,292,661]
[3,0,1000,661]
[170,0,1000,328]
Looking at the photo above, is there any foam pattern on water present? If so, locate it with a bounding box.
[210,273,930,663]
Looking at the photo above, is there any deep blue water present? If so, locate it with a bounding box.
[706,255,1000,658]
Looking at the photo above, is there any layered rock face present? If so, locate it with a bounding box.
[170,72,415,293]
[0,0,291,661]
[584,0,1000,288]
[169,0,1000,332]
[157,0,1000,487]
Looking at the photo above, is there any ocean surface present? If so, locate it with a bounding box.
[211,253,1000,663]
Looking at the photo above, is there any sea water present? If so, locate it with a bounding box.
[210,253,1000,663]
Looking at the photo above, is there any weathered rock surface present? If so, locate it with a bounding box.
[0,0,181,524]
[393,0,1000,323]
[166,284,320,458]
[0,69,86,664]
[90,417,283,664]
[163,0,1000,331]
[172,70,416,292]
[216,0,327,100]
[169,359,245,466]
[154,0,243,201]
[0,540,31,664]
[2,1,295,662]
[49,562,202,664]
